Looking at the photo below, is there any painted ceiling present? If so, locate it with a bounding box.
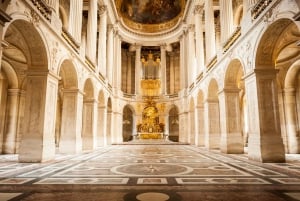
[115,0,186,33]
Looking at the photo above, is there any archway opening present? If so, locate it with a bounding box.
[169,105,179,142]
[122,105,134,142]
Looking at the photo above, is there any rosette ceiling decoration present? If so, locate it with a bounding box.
[115,0,186,33]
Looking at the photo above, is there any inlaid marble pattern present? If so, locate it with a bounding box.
[0,144,299,201]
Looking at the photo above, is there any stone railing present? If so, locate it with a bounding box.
[206,55,217,71]
[196,72,203,84]
[189,82,195,92]
[30,0,51,21]
[251,0,273,20]
[85,56,96,71]
[223,26,241,53]
[61,27,80,52]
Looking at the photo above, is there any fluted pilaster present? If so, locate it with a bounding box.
[69,0,83,43]
[220,0,234,44]
[86,0,98,63]
[135,45,141,95]
[179,32,187,89]
[98,6,107,76]
[106,25,114,84]
[160,45,167,95]
[205,0,216,62]
[194,5,205,73]
[187,25,196,85]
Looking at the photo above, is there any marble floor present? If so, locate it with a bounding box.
[0,144,300,201]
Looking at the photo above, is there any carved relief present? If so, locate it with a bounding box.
[24,9,40,26]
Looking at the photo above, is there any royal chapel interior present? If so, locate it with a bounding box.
[0,0,300,200]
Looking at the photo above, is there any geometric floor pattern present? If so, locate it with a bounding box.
[0,144,300,200]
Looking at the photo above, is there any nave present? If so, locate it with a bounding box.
[0,144,299,201]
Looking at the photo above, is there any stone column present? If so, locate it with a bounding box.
[188,108,196,145]
[97,6,107,76]
[179,33,187,89]
[284,88,300,153]
[220,0,233,44]
[160,45,167,95]
[169,52,174,94]
[59,89,83,154]
[113,33,122,89]
[196,105,205,146]
[219,89,244,153]
[2,89,21,154]
[86,0,98,63]
[106,110,113,145]
[97,106,107,146]
[244,69,285,162]
[278,90,288,152]
[112,111,123,143]
[164,115,169,139]
[187,26,196,85]
[69,0,83,43]
[82,99,98,151]
[179,111,188,143]
[205,0,216,62]
[106,25,114,84]
[194,5,205,73]
[0,78,8,153]
[19,72,59,162]
[135,45,141,95]
[204,99,220,149]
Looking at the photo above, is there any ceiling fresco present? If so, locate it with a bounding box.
[115,0,186,33]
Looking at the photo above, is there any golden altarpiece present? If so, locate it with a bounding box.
[136,52,165,139]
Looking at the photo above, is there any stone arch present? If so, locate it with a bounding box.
[283,60,300,153]
[205,78,221,149]
[168,104,179,142]
[56,59,81,154]
[122,104,135,142]
[196,90,205,146]
[207,78,219,100]
[57,59,79,89]
[3,19,48,70]
[255,19,299,68]
[245,18,296,161]
[82,78,96,151]
[0,60,19,154]
[220,59,245,153]
[2,20,58,162]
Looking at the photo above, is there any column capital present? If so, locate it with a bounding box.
[129,44,142,51]
[98,5,107,15]
[194,4,204,15]
[160,43,167,49]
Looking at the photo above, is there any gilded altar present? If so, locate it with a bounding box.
[138,132,163,139]
[136,101,164,139]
